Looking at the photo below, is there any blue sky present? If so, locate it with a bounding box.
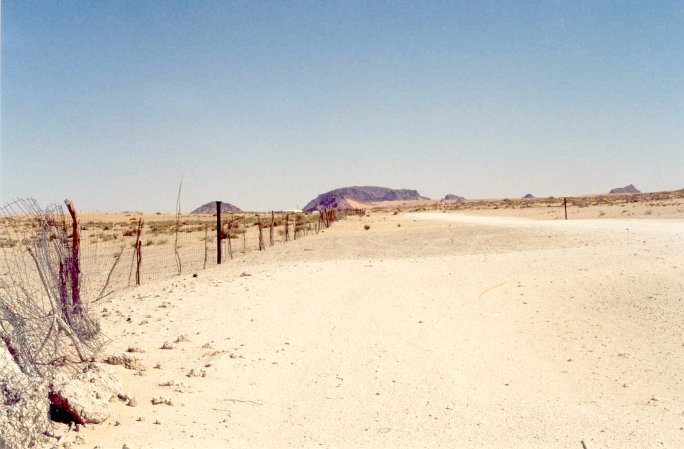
[2,1,683,212]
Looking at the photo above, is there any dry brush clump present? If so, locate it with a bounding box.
[0,198,114,448]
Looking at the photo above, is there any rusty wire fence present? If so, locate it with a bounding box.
[0,199,108,448]
[0,197,360,447]
[78,207,357,298]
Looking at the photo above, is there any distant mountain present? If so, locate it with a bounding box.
[609,184,641,194]
[443,194,466,201]
[303,186,429,211]
[190,201,242,214]
[522,193,535,199]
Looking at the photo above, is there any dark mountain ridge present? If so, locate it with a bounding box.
[303,186,429,211]
[190,201,242,214]
[609,184,640,194]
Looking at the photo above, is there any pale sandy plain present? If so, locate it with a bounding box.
[73,200,683,449]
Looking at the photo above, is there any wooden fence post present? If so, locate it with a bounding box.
[284,214,290,242]
[64,199,81,311]
[258,215,265,251]
[226,220,233,259]
[564,197,568,220]
[204,224,208,269]
[135,240,142,286]
[216,201,222,264]
[128,218,143,286]
[270,211,275,246]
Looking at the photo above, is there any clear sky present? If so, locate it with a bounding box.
[2,1,683,212]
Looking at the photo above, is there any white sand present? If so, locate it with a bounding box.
[410,211,684,234]
[84,211,684,448]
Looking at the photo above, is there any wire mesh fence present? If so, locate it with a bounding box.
[0,198,109,448]
[0,197,359,447]
[78,208,359,295]
[0,196,363,446]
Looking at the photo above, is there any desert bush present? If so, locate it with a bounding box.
[0,238,18,248]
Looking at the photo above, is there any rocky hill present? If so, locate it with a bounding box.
[303,186,429,211]
[609,184,641,194]
[522,193,535,199]
[190,201,242,214]
[443,194,466,201]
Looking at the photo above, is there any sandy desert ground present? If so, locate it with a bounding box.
[69,204,683,449]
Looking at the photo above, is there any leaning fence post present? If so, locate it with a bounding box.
[216,201,222,264]
[135,240,142,286]
[128,218,143,286]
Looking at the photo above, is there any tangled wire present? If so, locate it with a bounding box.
[0,198,106,447]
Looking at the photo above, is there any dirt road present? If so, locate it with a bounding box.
[87,212,684,448]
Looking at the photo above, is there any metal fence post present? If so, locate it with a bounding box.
[216,201,222,264]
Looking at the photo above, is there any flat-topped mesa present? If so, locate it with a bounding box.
[609,184,641,194]
[303,186,429,211]
[443,194,466,201]
[190,201,242,214]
